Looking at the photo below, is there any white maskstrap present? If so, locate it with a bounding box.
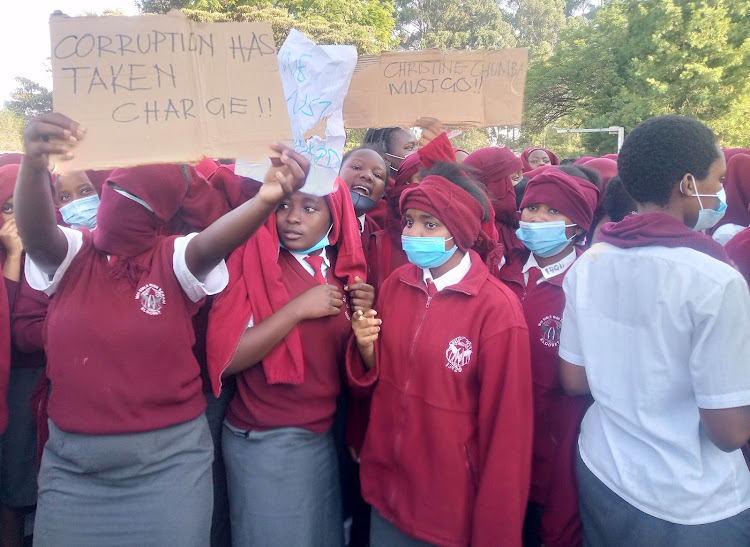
[540,249,577,279]
[113,188,154,213]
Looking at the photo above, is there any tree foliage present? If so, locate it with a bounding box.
[4,77,53,122]
[141,0,396,53]
[395,0,516,50]
[0,110,24,153]
[523,0,750,155]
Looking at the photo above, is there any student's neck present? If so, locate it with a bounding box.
[534,244,575,268]
[429,249,465,279]
[637,202,686,224]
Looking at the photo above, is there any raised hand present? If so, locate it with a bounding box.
[24,113,85,170]
[258,143,310,205]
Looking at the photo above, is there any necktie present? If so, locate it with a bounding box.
[304,255,327,284]
[527,266,543,288]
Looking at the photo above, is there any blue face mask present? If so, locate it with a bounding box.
[690,185,727,232]
[59,194,100,230]
[516,221,576,258]
[401,235,458,269]
[280,224,333,254]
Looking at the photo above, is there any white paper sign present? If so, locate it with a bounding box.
[235,29,357,196]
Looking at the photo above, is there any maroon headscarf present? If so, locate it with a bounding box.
[93,165,194,285]
[0,153,22,167]
[521,170,600,231]
[599,213,730,264]
[724,148,750,164]
[574,156,595,165]
[715,153,750,229]
[581,158,618,186]
[463,146,524,254]
[400,175,485,251]
[581,157,619,238]
[386,132,457,227]
[0,164,18,228]
[521,147,559,172]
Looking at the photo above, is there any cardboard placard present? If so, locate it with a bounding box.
[343,48,529,129]
[50,12,293,172]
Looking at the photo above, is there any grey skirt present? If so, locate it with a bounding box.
[34,414,214,547]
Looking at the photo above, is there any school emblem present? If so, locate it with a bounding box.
[445,336,473,373]
[136,283,166,316]
[538,315,562,348]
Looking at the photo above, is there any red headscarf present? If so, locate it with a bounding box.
[581,157,618,185]
[0,153,22,167]
[195,157,222,179]
[83,170,113,196]
[400,175,485,251]
[715,153,750,229]
[601,153,618,161]
[574,156,595,165]
[723,148,750,164]
[522,164,556,180]
[581,157,619,238]
[521,147,559,172]
[521,170,600,231]
[0,164,18,229]
[206,178,366,394]
[387,132,457,225]
[463,146,524,254]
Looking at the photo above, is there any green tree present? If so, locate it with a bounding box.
[142,0,396,53]
[4,77,53,122]
[0,109,24,153]
[394,0,516,50]
[523,0,750,155]
[504,0,566,60]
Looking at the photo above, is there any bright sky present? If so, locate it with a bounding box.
[0,1,141,107]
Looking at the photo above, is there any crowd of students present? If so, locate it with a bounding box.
[0,111,748,547]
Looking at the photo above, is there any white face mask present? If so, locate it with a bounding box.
[681,176,727,232]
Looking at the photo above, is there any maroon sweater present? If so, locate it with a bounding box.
[44,232,206,434]
[347,252,532,547]
[226,248,351,433]
[519,255,591,547]
[8,268,48,368]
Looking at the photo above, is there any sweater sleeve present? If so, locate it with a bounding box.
[472,324,533,547]
[5,279,20,315]
[345,333,379,396]
[10,276,49,354]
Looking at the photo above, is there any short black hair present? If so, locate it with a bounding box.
[362,127,408,156]
[603,175,637,222]
[618,115,720,206]
[560,158,579,165]
[556,164,603,190]
[422,162,491,223]
[514,178,529,209]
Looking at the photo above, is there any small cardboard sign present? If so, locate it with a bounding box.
[343,48,529,129]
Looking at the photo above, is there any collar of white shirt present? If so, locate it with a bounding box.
[423,251,472,292]
[358,214,366,234]
[523,248,577,285]
[287,247,331,278]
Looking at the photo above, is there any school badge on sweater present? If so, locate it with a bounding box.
[446,336,473,373]
[136,283,166,316]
